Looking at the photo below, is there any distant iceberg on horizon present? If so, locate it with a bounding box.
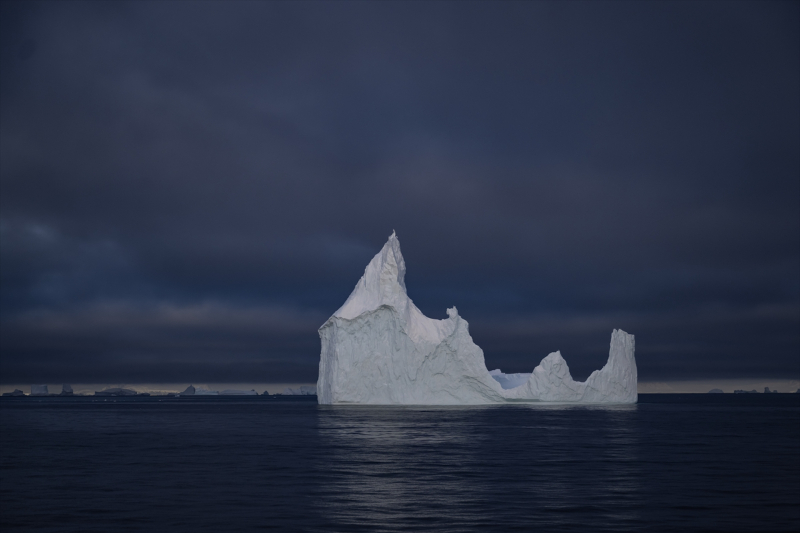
[282,385,317,396]
[317,232,637,405]
[95,387,137,397]
[30,385,49,396]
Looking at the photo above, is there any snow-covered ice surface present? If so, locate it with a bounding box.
[317,232,637,405]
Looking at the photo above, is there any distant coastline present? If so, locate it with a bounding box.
[5,380,799,397]
[1,384,318,398]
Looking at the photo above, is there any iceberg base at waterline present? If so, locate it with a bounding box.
[317,232,637,405]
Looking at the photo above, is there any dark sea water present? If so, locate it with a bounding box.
[1,394,798,532]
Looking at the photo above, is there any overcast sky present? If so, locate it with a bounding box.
[1,0,798,385]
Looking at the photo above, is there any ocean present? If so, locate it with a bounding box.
[1,394,798,532]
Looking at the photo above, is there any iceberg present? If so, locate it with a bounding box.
[30,385,49,396]
[317,232,637,405]
[59,384,74,396]
[95,387,137,396]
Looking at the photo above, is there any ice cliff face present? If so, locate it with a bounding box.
[317,232,637,405]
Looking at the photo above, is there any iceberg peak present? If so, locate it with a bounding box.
[333,231,407,320]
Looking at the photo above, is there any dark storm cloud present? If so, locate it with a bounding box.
[1,0,798,383]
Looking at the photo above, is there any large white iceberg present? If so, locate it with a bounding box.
[317,232,637,405]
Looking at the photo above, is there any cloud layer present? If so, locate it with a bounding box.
[1,1,798,383]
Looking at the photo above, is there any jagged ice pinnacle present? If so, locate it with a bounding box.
[317,232,637,404]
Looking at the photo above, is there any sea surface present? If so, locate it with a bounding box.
[1,394,798,532]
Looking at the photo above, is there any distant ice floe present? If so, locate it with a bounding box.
[177,385,257,396]
[282,386,317,396]
[95,387,138,396]
[317,232,637,405]
[708,388,724,393]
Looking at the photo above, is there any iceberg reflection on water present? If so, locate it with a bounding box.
[314,403,642,530]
